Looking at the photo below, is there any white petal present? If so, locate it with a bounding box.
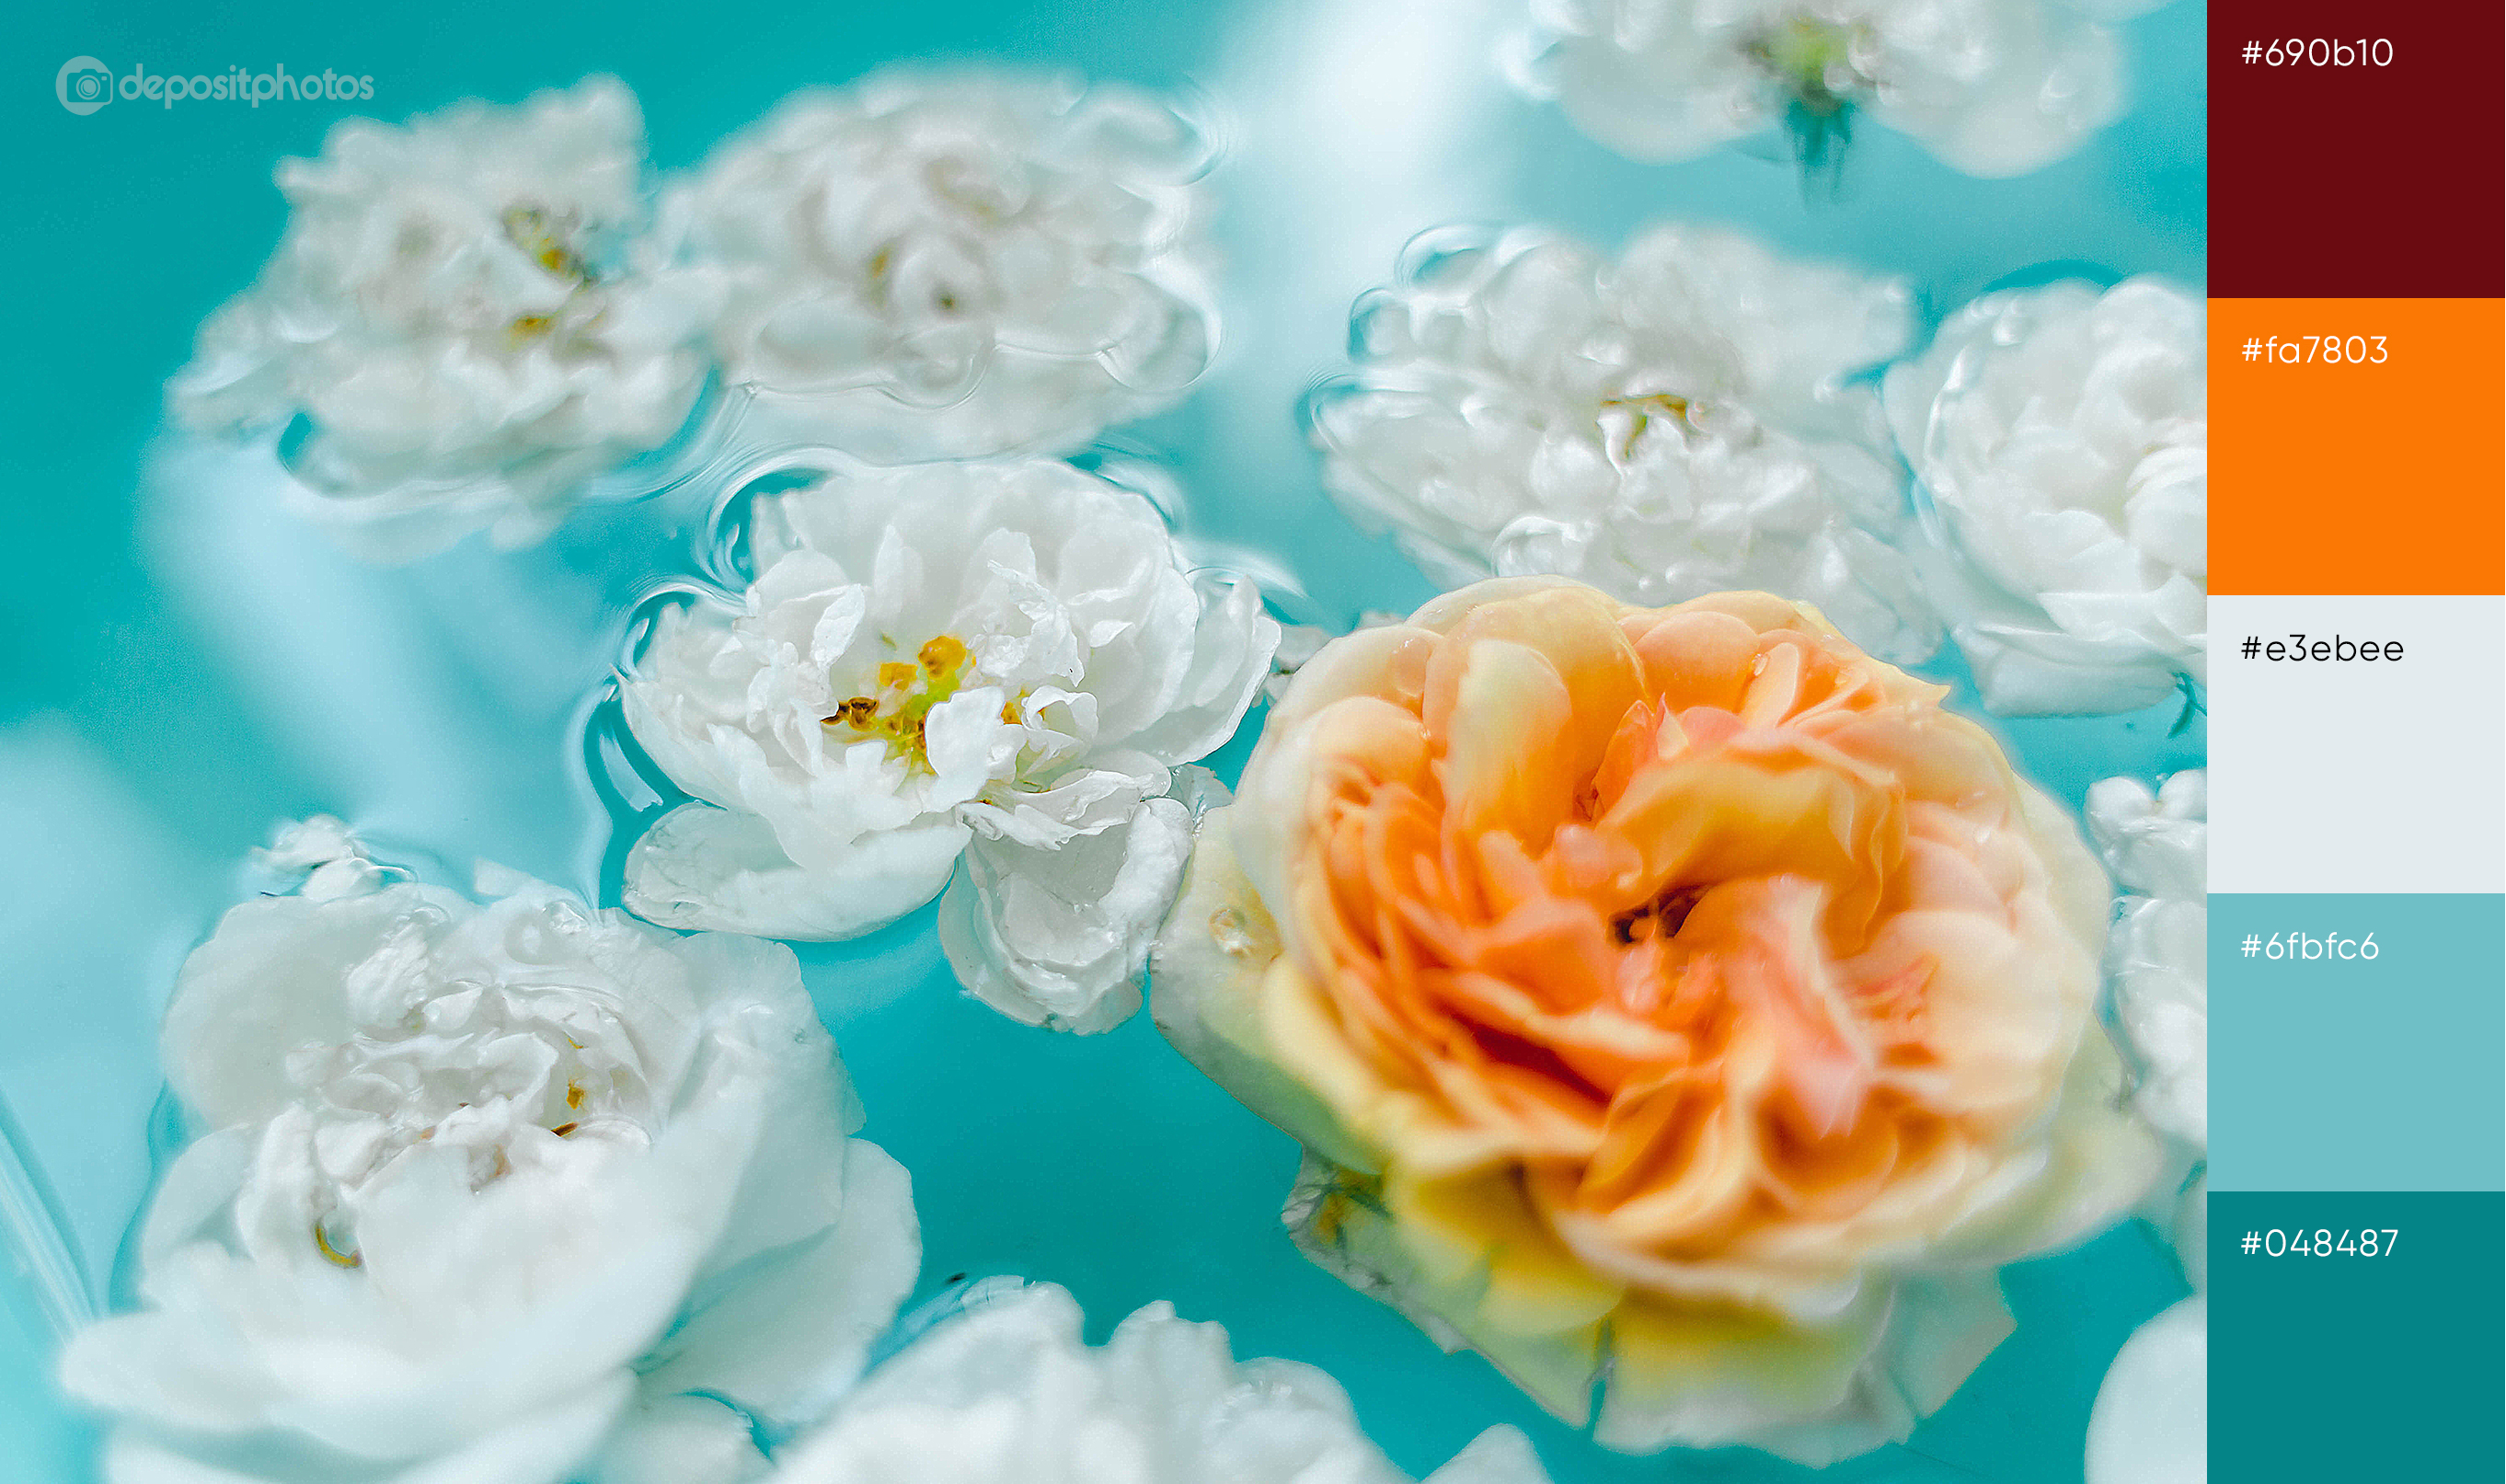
[2086,1296,2206,1484]
[1314,224,1936,663]
[1516,0,2129,177]
[97,1371,633,1484]
[657,72,1214,459]
[624,801,963,940]
[765,1282,1536,1484]
[1890,278,2207,716]
[2090,768,2209,1154]
[939,787,1203,1032]
[637,1140,920,1429]
[252,815,385,900]
[592,1396,767,1484]
[1420,1428,1550,1484]
[158,883,468,1130]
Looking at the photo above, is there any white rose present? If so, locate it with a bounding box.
[1312,223,1937,663]
[1511,0,2138,177]
[60,821,919,1484]
[1886,277,2207,716]
[2087,769,2206,1153]
[658,72,1215,462]
[765,1280,1551,1484]
[170,77,712,562]
[618,459,1276,1031]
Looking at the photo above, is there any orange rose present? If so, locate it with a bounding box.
[1152,578,2157,1464]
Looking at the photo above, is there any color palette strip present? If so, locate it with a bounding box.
[2207,1,2504,1476]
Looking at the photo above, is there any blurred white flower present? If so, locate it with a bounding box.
[659,72,1216,462]
[1511,0,2140,177]
[170,77,712,562]
[766,1280,1551,1484]
[61,820,918,1484]
[2087,764,2204,1309]
[2086,777,2213,1484]
[2087,768,2206,1152]
[2086,1294,2205,1484]
[1886,277,2206,715]
[619,460,1276,1031]
[1312,224,1938,663]
[2084,770,2204,1483]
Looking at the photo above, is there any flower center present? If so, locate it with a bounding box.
[500,202,597,343]
[502,203,592,283]
[1598,392,1696,462]
[287,967,660,1271]
[1742,17,1875,174]
[1608,883,1708,946]
[1743,17,1872,118]
[823,633,977,772]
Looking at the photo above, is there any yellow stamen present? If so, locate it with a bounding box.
[821,634,981,772]
[314,1221,362,1269]
[1601,392,1695,459]
[501,203,590,283]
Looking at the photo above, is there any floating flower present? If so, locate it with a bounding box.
[658,72,1216,462]
[2086,769,2204,1153]
[62,821,919,1484]
[1510,0,2138,177]
[1885,277,2206,716]
[765,1280,1550,1484]
[1152,578,2158,1463]
[170,77,712,561]
[2086,1294,2204,1484]
[1311,224,1938,665]
[619,459,1276,1032]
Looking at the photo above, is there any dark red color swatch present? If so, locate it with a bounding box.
[2209,2,2504,297]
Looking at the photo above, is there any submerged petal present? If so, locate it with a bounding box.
[623,801,965,941]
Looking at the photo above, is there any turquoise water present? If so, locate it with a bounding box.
[3,0,2204,1478]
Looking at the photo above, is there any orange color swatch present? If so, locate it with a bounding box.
[2210,297,2503,595]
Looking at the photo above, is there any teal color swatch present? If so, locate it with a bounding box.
[2211,1191,2503,1480]
[2211,894,2505,1193]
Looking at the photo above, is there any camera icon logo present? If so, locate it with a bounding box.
[57,56,113,115]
